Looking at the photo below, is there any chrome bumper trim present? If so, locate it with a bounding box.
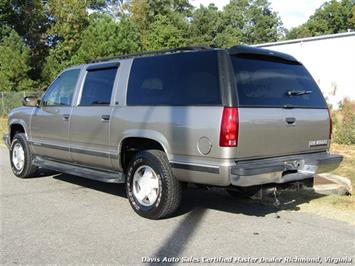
[230,152,343,187]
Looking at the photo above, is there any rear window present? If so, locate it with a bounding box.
[127,51,221,106]
[231,54,327,108]
[80,67,117,106]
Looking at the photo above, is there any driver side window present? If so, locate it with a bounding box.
[42,69,80,106]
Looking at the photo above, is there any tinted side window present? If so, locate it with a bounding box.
[231,55,327,108]
[127,51,221,105]
[80,67,117,106]
[42,69,80,106]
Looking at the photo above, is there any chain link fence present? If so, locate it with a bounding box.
[0,91,43,118]
[0,91,43,141]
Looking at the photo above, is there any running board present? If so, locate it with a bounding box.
[33,156,125,184]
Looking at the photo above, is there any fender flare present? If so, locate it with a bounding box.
[118,129,172,160]
[8,119,29,141]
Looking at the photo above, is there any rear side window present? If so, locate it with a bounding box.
[80,67,117,106]
[127,51,221,106]
[231,54,327,108]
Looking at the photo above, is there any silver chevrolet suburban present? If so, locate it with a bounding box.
[3,45,343,219]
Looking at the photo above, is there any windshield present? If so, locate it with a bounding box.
[231,54,327,108]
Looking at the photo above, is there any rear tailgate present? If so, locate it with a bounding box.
[237,108,330,159]
[230,53,330,159]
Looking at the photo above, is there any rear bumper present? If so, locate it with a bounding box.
[230,152,343,187]
[3,134,10,149]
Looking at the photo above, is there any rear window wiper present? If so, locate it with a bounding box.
[287,90,312,96]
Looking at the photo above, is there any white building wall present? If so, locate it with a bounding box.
[257,33,355,108]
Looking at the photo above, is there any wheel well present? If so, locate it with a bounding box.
[10,124,25,142]
[120,137,165,173]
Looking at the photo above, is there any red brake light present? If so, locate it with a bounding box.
[328,108,333,140]
[220,107,238,147]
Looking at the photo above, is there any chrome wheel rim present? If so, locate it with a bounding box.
[132,165,160,207]
[12,143,25,171]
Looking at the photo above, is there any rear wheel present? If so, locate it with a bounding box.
[126,150,182,219]
[10,133,38,178]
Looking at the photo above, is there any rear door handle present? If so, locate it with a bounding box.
[62,114,70,121]
[286,117,296,124]
[101,115,110,121]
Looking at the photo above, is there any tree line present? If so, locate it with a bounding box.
[0,0,354,92]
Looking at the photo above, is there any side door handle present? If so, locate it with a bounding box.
[62,114,70,121]
[101,115,110,121]
[286,117,296,124]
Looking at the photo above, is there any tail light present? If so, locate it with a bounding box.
[219,107,239,147]
[328,108,333,140]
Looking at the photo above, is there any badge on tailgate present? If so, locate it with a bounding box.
[309,139,328,147]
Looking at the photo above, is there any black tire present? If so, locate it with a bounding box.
[226,186,261,199]
[10,133,38,178]
[126,150,182,219]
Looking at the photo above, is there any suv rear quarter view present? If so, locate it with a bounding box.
[3,45,343,219]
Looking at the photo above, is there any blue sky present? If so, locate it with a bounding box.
[191,0,328,29]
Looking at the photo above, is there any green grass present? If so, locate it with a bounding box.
[0,117,7,145]
[296,144,355,224]
[330,143,355,191]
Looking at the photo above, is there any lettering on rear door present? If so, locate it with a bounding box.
[309,139,328,147]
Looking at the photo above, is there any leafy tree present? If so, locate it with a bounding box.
[0,0,47,42]
[245,0,283,43]
[148,0,192,17]
[146,14,186,49]
[214,27,242,48]
[220,0,283,46]
[0,30,34,92]
[287,0,355,39]
[130,0,191,31]
[129,0,190,49]
[0,24,12,42]
[89,0,128,19]
[71,14,142,64]
[129,0,150,40]
[42,0,90,83]
[0,0,49,80]
[0,0,294,93]
[189,4,222,45]
[285,25,312,40]
[351,4,355,26]
[308,0,354,35]
[334,98,355,144]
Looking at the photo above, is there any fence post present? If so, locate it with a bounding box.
[1,92,4,117]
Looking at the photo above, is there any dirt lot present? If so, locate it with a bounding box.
[294,144,355,224]
[330,143,355,191]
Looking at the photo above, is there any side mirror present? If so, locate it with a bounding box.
[23,96,40,107]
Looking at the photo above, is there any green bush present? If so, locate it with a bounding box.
[333,98,355,145]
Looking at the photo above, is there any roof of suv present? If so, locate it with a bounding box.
[87,45,298,65]
[228,45,298,62]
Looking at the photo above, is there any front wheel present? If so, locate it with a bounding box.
[126,150,182,219]
[10,133,38,178]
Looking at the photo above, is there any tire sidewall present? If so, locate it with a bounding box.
[126,153,166,218]
[10,134,29,177]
